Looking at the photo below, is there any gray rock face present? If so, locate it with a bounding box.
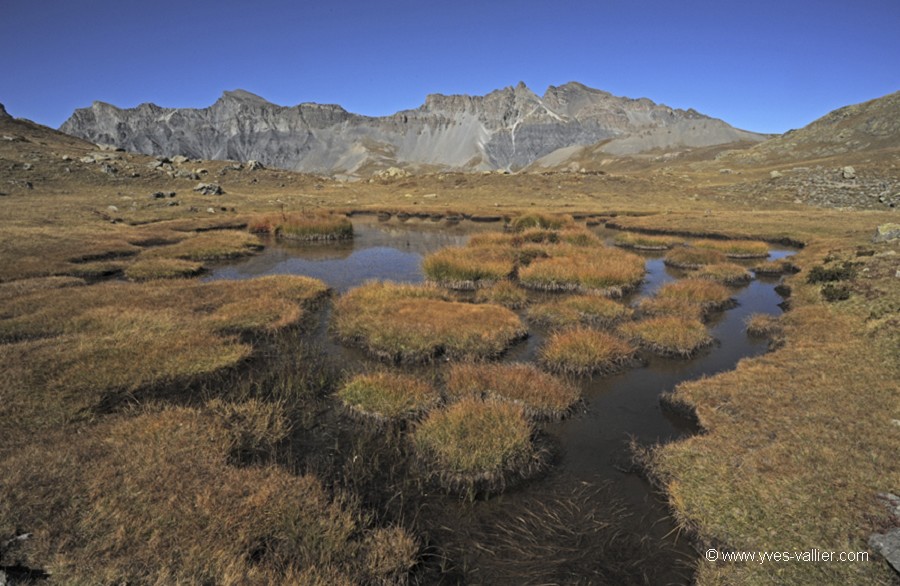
[59,83,765,176]
[0,103,10,120]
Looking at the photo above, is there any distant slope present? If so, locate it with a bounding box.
[59,82,766,176]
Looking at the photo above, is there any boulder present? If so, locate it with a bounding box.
[375,166,411,179]
[193,182,223,195]
[172,155,189,164]
[247,159,265,170]
[770,170,783,179]
[841,166,856,180]
[873,223,900,243]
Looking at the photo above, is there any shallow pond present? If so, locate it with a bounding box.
[208,217,792,584]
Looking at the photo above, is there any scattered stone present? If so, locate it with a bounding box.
[719,168,732,174]
[22,163,32,171]
[375,166,411,179]
[167,200,180,206]
[206,207,216,213]
[174,168,200,180]
[107,205,119,212]
[100,163,118,175]
[769,170,783,179]
[96,143,123,152]
[870,529,900,574]
[61,154,71,161]
[841,166,856,180]
[422,193,438,199]
[151,191,176,199]
[247,159,264,170]
[194,168,208,175]
[172,155,189,164]
[229,163,243,171]
[194,182,223,195]
[146,160,163,170]
[156,156,172,164]
[873,223,900,243]
[81,156,96,164]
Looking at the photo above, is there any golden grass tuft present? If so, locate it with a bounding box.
[539,327,638,375]
[332,281,526,362]
[620,316,713,357]
[248,211,353,241]
[20,404,418,583]
[613,232,682,250]
[558,227,603,247]
[744,313,783,338]
[636,296,707,321]
[518,247,645,297]
[527,294,634,329]
[422,246,515,289]
[654,278,734,313]
[124,257,204,281]
[445,362,581,420]
[337,371,441,422]
[752,257,800,275]
[473,280,529,309]
[694,262,753,285]
[663,246,727,269]
[693,238,770,259]
[142,230,263,261]
[510,212,573,232]
[413,397,543,496]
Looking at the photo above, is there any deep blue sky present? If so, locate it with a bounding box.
[1,0,897,134]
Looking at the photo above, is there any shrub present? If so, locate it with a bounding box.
[445,362,581,420]
[338,371,440,422]
[527,295,633,329]
[807,262,857,283]
[620,316,713,357]
[821,283,852,302]
[539,327,638,375]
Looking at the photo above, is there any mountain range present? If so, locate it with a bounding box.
[59,82,766,177]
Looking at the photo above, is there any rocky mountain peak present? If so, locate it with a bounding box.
[218,89,272,105]
[0,103,10,120]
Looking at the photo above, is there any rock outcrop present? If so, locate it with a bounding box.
[59,83,765,176]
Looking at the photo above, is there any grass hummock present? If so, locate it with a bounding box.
[613,232,682,250]
[539,327,638,376]
[338,371,441,422]
[693,238,770,259]
[413,397,544,496]
[423,246,515,289]
[124,257,205,281]
[249,211,353,241]
[527,294,633,329]
[663,246,727,269]
[752,257,799,275]
[509,212,573,232]
[332,281,526,363]
[473,280,529,309]
[620,316,713,357]
[694,262,753,285]
[744,313,783,338]
[652,278,734,314]
[141,230,264,261]
[445,362,581,421]
[518,246,645,297]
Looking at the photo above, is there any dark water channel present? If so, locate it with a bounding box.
[206,217,791,585]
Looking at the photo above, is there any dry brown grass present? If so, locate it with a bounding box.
[752,257,800,275]
[654,278,734,313]
[248,211,353,241]
[422,246,515,289]
[693,238,770,258]
[331,281,526,362]
[338,371,441,422]
[620,316,713,357]
[509,212,573,232]
[445,362,581,420]
[613,231,682,250]
[744,313,783,338]
[473,280,529,309]
[412,397,543,496]
[663,246,728,269]
[140,230,263,261]
[0,404,417,584]
[518,246,645,297]
[527,294,634,329]
[124,257,205,281]
[539,327,638,375]
[694,262,753,285]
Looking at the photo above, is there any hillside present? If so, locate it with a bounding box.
[59,82,765,177]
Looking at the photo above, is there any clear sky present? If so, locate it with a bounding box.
[1,0,897,134]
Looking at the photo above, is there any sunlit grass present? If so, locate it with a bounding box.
[510,212,573,232]
[413,398,542,496]
[744,313,783,338]
[620,316,713,357]
[422,246,515,289]
[141,230,263,261]
[539,327,638,375]
[445,362,581,420]
[654,278,734,313]
[663,246,727,269]
[249,211,353,241]
[332,281,526,362]
[338,371,440,422]
[694,262,753,285]
[527,294,633,329]
[124,257,204,281]
[518,246,645,296]
[474,280,529,309]
[613,232,682,250]
[693,238,769,259]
